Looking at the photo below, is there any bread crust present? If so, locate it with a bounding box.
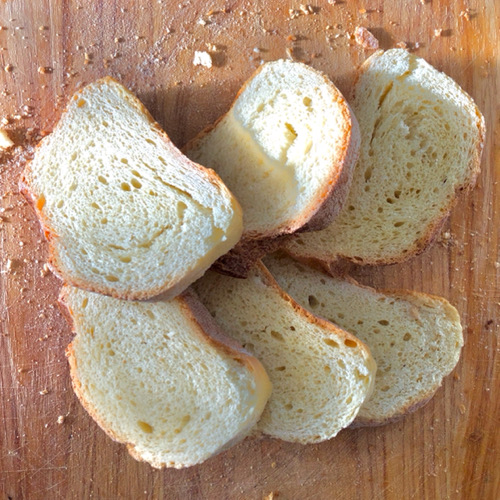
[60,286,271,468]
[184,61,361,277]
[283,49,486,270]
[20,77,243,301]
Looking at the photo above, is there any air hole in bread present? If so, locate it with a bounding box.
[90,202,100,209]
[56,200,64,208]
[324,365,331,373]
[284,403,293,410]
[403,332,412,341]
[364,167,373,182]
[121,182,131,191]
[324,338,339,348]
[344,339,358,348]
[256,103,265,112]
[106,275,119,282]
[275,366,286,371]
[137,421,154,433]
[100,218,108,224]
[90,267,100,274]
[308,295,319,308]
[284,122,297,138]
[81,298,88,308]
[145,138,156,146]
[97,175,108,185]
[146,310,155,320]
[69,182,77,191]
[303,96,312,107]
[394,222,405,227]
[348,205,355,211]
[378,320,389,326]
[337,313,345,319]
[119,255,132,263]
[131,178,142,189]
[102,120,109,127]
[270,330,284,341]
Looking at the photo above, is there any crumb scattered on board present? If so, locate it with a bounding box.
[354,27,379,49]
[0,129,14,149]
[193,50,213,68]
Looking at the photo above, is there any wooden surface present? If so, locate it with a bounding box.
[0,1,498,499]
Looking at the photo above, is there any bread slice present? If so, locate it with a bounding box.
[192,263,376,444]
[61,285,271,469]
[185,59,360,277]
[284,49,485,268]
[20,77,243,300]
[264,253,463,426]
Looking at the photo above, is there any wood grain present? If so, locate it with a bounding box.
[0,1,498,499]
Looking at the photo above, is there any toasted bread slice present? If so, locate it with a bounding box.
[284,49,485,268]
[21,77,243,300]
[185,60,360,277]
[61,285,271,468]
[264,253,463,426]
[193,263,376,444]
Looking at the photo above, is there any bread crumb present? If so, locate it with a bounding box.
[354,27,379,49]
[4,64,13,72]
[396,41,408,49]
[264,493,278,500]
[460,9,471,21]
[39,25,48,31]
[193,51,213,68]
[434,28,443,37]
[57,415,65,424]
[39,389,49,395]
[41,263,51,276]
[38,66,53,74]
[0,129,14,149]
[299,4,314,15]
[494,262,500,269]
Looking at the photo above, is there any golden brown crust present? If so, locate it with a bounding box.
[19,77,242,301]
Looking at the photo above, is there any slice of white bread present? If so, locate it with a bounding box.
[61,285,271,469]
[284,49,485,268]
[192,262,376,444]
[264,253,464,426]
[185,59,360,277]
[20,77,243,300]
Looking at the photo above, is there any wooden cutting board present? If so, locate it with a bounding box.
[0,1,498,498]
